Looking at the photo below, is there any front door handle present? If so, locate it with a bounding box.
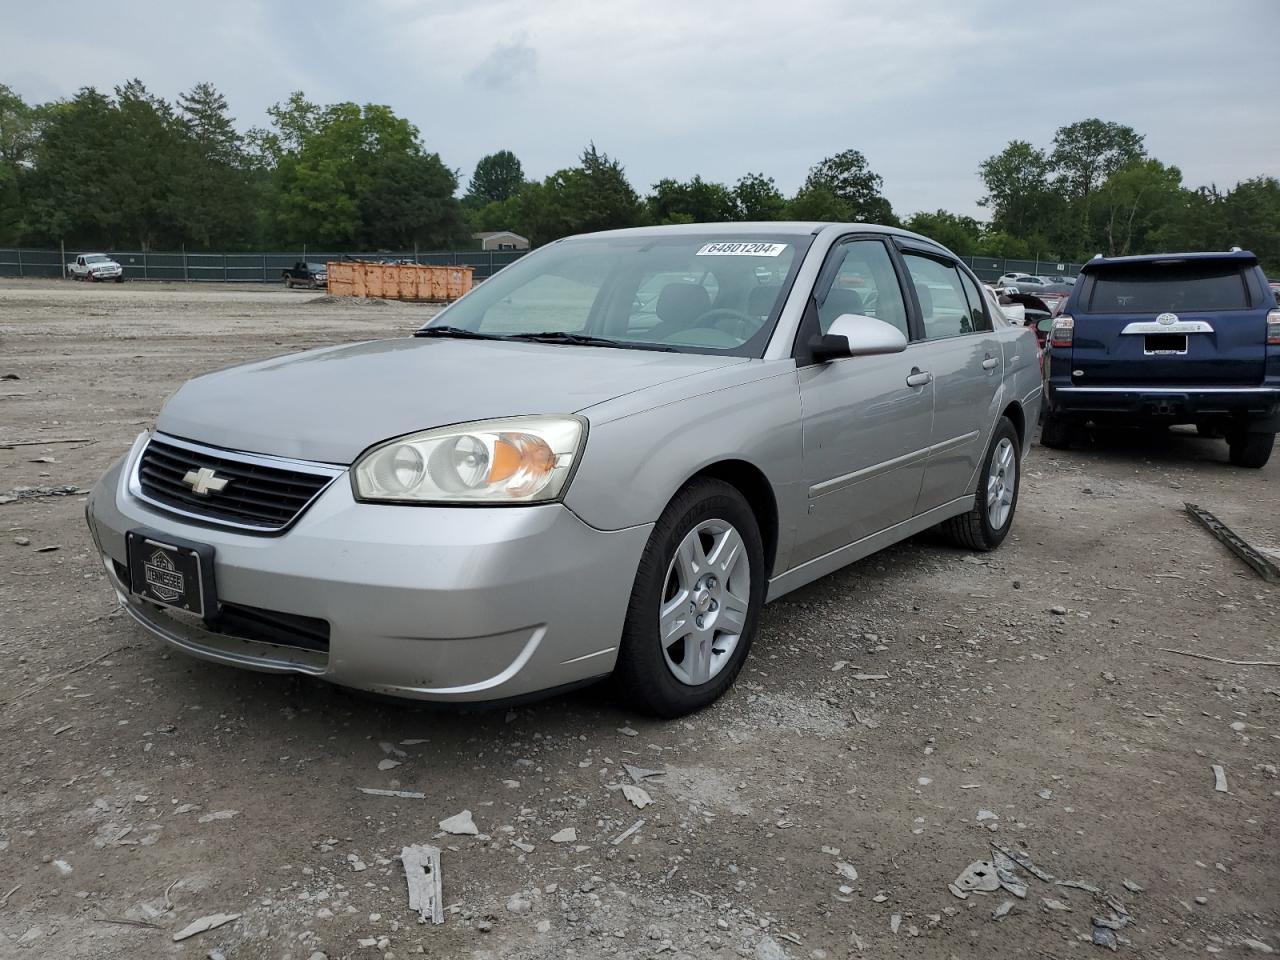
[905,368,933,388]
[981,355,999,371]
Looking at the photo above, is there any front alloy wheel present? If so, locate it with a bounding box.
[616,478,765,717]
[659,519,751,686]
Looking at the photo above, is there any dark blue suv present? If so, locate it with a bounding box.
[1041,250,1280,467]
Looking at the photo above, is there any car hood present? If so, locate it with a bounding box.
[156,337,748,463]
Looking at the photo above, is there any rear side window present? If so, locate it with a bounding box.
[1088,262,1250,313]
[901,253,976,340]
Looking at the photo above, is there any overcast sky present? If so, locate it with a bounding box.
[3,0,1278,219]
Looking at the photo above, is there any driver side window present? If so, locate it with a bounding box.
[818,240,909,338]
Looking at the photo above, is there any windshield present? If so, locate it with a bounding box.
[306,262,326,271]
[421,232,812,355]
[85,255,109,263]
[1088,262,1251,313]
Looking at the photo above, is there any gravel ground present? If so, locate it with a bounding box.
[1,278,1278,960]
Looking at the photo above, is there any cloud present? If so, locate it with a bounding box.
[1,0,1277,218]
[467,37,537,91]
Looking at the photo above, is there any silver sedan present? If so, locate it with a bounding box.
[85,223,1043,716]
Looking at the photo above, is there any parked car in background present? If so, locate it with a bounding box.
[85,222,1043,717]
[1027,282,1073,314]
[1041,250,1280,467]
[282,262,328,289]
[68,253,124,282]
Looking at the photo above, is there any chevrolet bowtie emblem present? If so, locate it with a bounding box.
[182,466,229,496]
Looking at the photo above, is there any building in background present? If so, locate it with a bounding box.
[472,231,530,251]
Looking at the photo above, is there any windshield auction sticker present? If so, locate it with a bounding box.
[695,242,788,257]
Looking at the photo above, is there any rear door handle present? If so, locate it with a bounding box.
[981,355,999,371]
[905,369,933,388]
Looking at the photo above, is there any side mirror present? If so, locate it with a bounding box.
[809,313,909,362]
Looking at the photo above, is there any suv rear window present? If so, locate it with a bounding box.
[1088,262,1250,313]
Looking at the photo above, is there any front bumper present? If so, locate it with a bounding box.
[86,437,653,702]
[1045,384,1280,427]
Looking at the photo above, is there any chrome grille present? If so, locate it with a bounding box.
[132,434,342,533]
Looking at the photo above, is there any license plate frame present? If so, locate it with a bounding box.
[126,528,217,619]
[1144,333,1188,355]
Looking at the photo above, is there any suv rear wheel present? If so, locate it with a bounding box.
[1039,410,1073,449]
[1228,430,1275,469]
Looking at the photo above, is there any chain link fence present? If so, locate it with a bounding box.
[0,248,528,282]
[962,256,1087,283]
[0,246,1086,286]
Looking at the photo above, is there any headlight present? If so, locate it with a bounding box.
[352,416,585,504]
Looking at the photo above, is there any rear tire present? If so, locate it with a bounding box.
[1038,409,1073,449]
[284,277,293,289]
[943,417,1021,552]
[614,478,765,718]
[1228,431,1275,469]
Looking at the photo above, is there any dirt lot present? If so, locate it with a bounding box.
[1,278,1277,960]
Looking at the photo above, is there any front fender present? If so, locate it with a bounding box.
[564,366,805,568]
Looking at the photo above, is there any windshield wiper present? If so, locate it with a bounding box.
[413,325,511,341]
[506,331,675,351]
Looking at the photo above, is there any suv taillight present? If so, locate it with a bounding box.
[1049,314,1074,349]
[1268,308,1280,345]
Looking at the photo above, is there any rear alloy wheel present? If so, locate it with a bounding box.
[615,479,764,717]
[943,417,1021,552]
[1228,431,1275,469]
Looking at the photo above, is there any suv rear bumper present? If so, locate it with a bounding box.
[1045,385,1280,428]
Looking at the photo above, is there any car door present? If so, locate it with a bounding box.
[897,246,1003,513]
[791,237,935,566]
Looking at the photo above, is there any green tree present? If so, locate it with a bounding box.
[174,82,258,248]
[111,79,187,248]
[802,149,895,223]
[467,149,524,205]
[513,144,642,245]
[903,210,983,255]
[646,175,738,223]
[360,150,465,248]
[974,229,1034,260]
[25,87,133,246]
[733,172,785,221]
[978,140,1058,238]
[1050,118,1145,251]
[785,185,850,222]
[263,97,462,248]
[1221,176,1280,273]
[1091,159,1185,257]
[0,84,40,243]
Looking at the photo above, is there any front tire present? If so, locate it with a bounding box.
[943,417,1021,552]
[615,478,765,717]
[1228,431,1275,469]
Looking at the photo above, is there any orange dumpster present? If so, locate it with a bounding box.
[326,261,473,302]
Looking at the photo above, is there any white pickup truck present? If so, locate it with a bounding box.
[68,253,124,282]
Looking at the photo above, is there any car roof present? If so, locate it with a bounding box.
[561,221,964,263]
[1081,249,1258,273]
[564,221,944,245]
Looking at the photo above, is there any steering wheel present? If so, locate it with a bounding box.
[701,307,766,335]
